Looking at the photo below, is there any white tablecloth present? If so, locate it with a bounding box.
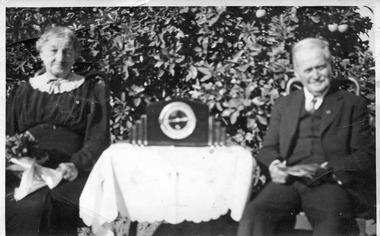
[79,143,255,235]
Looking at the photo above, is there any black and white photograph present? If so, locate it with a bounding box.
[2,1,378,235]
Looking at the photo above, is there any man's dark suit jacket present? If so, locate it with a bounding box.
[257,86,375,188]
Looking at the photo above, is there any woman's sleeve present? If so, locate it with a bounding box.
[70,78,111,172]
[6,85,22,136]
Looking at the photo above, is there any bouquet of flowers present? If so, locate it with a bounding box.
[6,131,47,168]
[6,131,63,201]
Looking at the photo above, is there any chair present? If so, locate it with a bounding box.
[285,76,360,96]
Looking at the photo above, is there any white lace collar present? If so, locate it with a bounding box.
[30,73,85,94]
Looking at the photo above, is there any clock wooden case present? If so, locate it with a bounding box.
[129,99,226,146]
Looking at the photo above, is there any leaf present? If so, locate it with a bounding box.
[230,50,244,63]
[245,132,253,142]
[91,50,100,57]
[185,73,192,81]
[129,85,145,95]
[155,61,164,68]
[221,109,233,117]
[189,65,198,79]
[216,102,223,111]
[198,67,212,75]
[229,98,241,108]
[125,40,135,52]
[194,47,203,52]
[192,84,201,90]
[230,111,240,124]
[169,64,175,76]
[340,59,350,67]
[237,64,250,72]
[133,98,141,107]
[252,97,267,106]
[157,69,165,78]
[175,55,185,63]
[291,15,299,23]
[246,118,256,129]
[232,133,244,143]
[256,115,268,125]
[179,7,189,13]
[209,14,221,26]
[200,74,212,82]
[310,15,320,23]
[115,116,121,123]
[114,36,124,50]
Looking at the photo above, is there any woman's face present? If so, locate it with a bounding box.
[39,37,77,79]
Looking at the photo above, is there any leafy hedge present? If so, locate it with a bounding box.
[6,7,375,156]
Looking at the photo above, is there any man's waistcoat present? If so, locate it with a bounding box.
[288,102,325,166]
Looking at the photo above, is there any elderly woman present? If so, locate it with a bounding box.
[6,26,110,235]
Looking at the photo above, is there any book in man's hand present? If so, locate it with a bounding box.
[277,163,334,187]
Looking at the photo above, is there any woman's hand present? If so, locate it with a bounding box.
[57,162,78,182]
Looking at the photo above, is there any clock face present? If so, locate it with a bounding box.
[158,101,197,140]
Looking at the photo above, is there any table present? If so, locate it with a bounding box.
[79,142,255,236]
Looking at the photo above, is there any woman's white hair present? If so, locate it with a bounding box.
[36,26,81,58]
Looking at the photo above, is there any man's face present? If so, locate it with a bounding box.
[40,37,76,79]
[294,47,332,96]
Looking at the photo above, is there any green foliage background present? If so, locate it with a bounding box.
[6,6,375,158]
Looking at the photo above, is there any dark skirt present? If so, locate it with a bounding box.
[6,124,87,236]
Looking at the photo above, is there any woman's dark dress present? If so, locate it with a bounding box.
[6,73,110,236]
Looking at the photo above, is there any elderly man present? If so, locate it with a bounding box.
[237,38,375,236]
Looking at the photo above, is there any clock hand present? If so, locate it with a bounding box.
[168,117,189,123]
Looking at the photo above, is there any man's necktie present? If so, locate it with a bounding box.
[306,97,318,114]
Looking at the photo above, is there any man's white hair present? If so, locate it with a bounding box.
[292,38,332,69]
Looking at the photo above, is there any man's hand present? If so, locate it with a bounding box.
[57,162,78,182]
[269,160,289,184]
[285,162,328,179]
[286,163,320,179]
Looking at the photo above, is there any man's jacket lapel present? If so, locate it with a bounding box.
[320,90,343,137]
[281,90,303,159]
